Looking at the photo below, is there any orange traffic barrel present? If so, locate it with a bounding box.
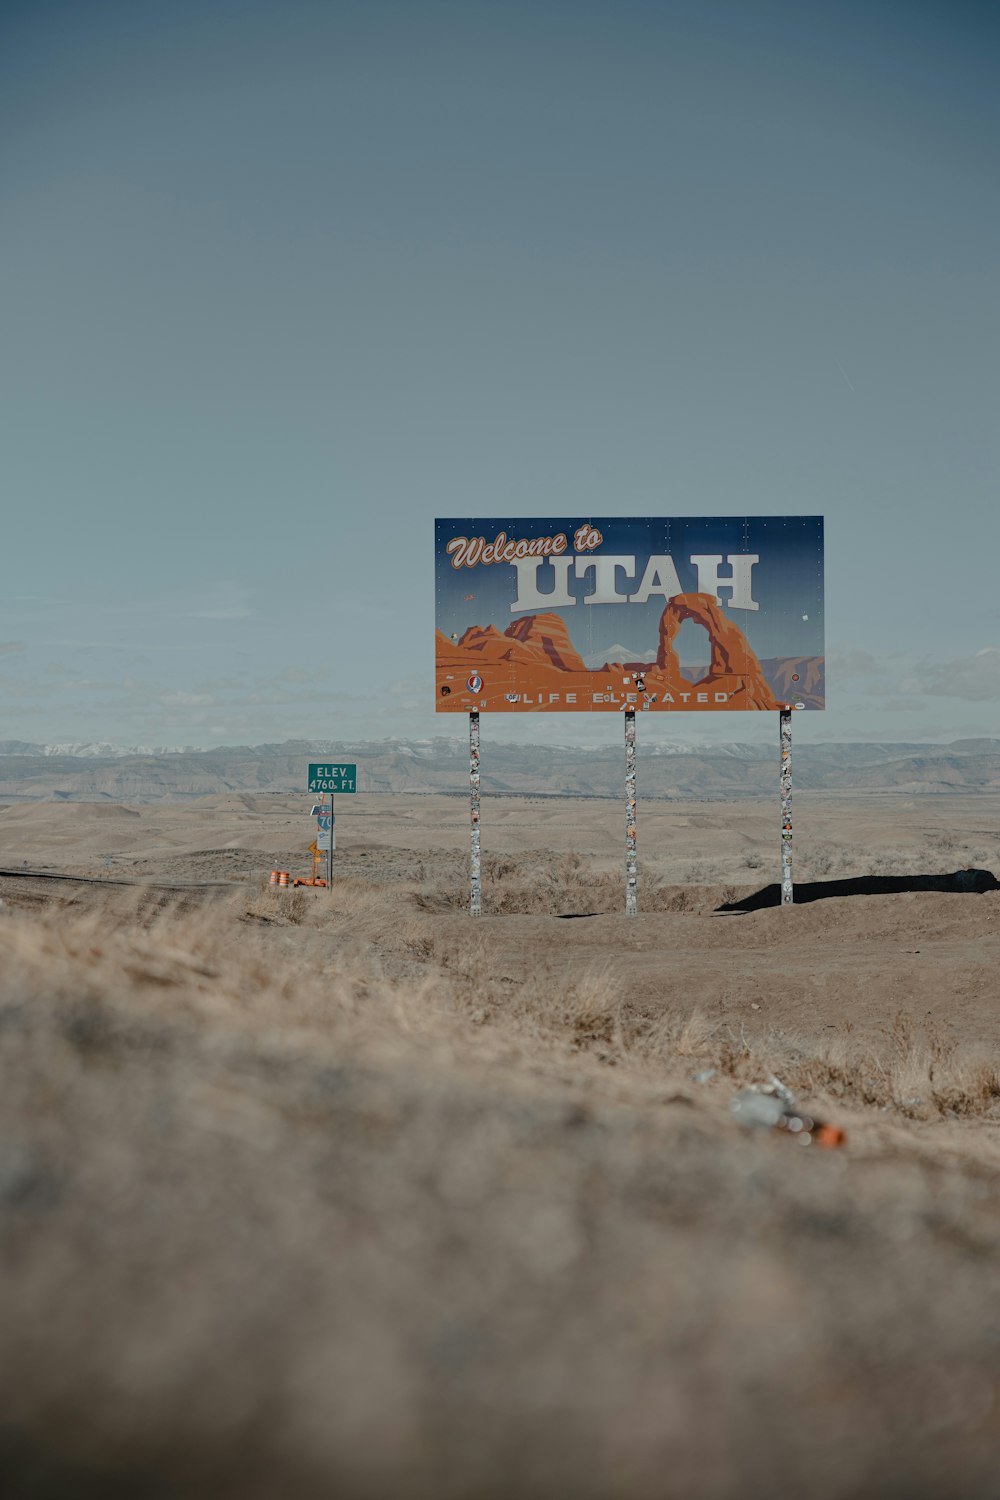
[269,869,280,887]
[278,870,290,888]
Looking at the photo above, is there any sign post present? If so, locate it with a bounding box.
[307,764,357,889]
[625,708,637,916]
[780,711,793,904]
[470,712,481,916]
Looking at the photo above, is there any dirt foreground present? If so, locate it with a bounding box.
[1,791,999,1498]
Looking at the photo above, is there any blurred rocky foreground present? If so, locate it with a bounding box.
[2,849,1000,1498]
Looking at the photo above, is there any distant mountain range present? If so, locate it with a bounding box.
[0,737,998,802]
[0,741,200,759]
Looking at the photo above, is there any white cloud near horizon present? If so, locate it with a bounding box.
[832,645,1000,702]
[917,648,1000,701]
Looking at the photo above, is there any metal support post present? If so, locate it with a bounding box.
[780,709,793,904]
[625,708,637,917]
[327,791,334,890]
[470,711,481,916]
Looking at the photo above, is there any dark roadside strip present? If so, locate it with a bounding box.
[0,867,249,890]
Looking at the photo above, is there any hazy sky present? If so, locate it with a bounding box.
[2,0,997,749]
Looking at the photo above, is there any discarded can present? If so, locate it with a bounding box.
[731,1087,845,1148]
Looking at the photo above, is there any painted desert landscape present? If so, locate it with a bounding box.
[435,593,822,712]
[2,761,1000,1498]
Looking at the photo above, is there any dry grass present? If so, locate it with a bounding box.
[3,878,1000,1497]
[785,840,998,882]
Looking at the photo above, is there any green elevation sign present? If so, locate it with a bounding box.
[307,763,357,793]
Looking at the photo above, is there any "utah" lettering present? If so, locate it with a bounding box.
[509,555,759,614]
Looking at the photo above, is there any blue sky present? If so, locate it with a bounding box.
[435,516,825,666]
[1,0,998,748]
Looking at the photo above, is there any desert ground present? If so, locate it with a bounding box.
[2,789,1000,1498]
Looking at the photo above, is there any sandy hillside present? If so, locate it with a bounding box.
[1,785,997,879]
[1,791,999,1497]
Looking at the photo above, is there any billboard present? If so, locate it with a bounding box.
[435,517,824,713]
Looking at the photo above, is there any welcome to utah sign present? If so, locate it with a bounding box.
[435,516,824,714]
